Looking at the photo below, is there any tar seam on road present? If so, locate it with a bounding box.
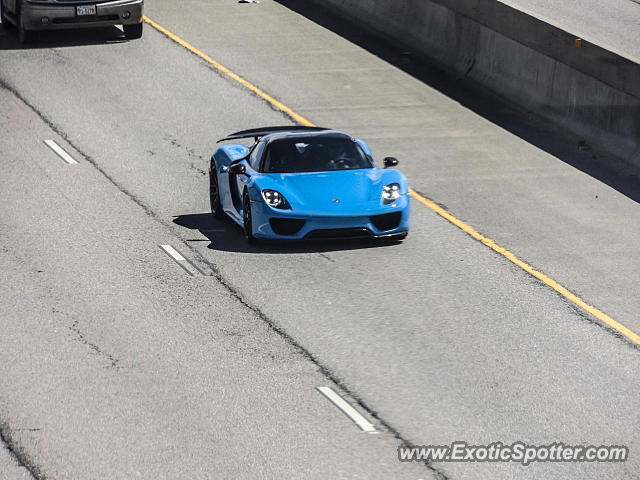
[143,16,640,347]
[0,423,43,480]
[44,139,78,164]
[0,74,450,480]
[317,387,378,433]
[160,244,203,276]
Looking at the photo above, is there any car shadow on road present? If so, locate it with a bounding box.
[275,0,640,206]
[173,213,402,254]
[0,24,127,49]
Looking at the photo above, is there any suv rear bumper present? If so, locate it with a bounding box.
[22,0,143,30]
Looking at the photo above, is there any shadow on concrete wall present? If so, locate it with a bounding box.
[276,0,640,205]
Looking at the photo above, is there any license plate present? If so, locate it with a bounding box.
[76,5,97,16]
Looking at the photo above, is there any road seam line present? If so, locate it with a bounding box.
[317,386,378,433]
[3,66,451,480]
[44,139,78,164]
[159,244,202,276]
[143,17,639,346]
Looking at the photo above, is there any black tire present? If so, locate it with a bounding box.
[17,7,32,43]
[242,191,257,245]
[123,22,143,39]
[209,167,224,220]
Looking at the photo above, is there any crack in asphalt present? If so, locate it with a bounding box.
[0,79,160,223]
[318,252,335,263]
[69,320,121,369]
[0,78,449,479]
[0,423,44,480]
[175,250,451,480]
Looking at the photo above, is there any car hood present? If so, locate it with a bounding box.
[258,169,407,215]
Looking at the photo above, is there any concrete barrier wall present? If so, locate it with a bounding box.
[306,0,640,164]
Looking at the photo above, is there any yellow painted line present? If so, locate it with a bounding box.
[142,16,315,127]
[409,189,640,345]
[143,16,640,346]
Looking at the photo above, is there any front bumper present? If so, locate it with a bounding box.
[252,195,410,240]
[22,0,143,30]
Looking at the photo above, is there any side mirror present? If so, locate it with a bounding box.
[229,163,248,176]
[383,157,399,169]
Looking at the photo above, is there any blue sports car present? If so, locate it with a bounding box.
[209,126,410,243]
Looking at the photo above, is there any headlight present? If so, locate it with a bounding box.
[381,183,401,204]
[262,189,291,209]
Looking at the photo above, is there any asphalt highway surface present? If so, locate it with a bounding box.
[1,1,640,479]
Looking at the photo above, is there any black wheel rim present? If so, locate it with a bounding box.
[243,196,251,239]
[210,173,219,213]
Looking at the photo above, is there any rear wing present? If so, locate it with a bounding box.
[217,126,328,143]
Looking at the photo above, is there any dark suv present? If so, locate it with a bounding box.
[1,0,144,43]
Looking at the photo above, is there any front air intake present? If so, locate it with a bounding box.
[269,218,306,236]
[370,212,402,231]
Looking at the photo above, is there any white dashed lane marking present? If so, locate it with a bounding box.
[159,244,202,276]
[317,386,378,434]
[44,139,79,165]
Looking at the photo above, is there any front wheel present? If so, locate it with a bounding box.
[243,192,257,245]
[209,168,224,219]
[123,23,143,39]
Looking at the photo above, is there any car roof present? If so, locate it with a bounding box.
[262,130,353,144]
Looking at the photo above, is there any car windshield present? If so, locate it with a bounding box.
[262,137,373,173]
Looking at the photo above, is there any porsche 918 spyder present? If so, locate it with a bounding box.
[210,126,410,243]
